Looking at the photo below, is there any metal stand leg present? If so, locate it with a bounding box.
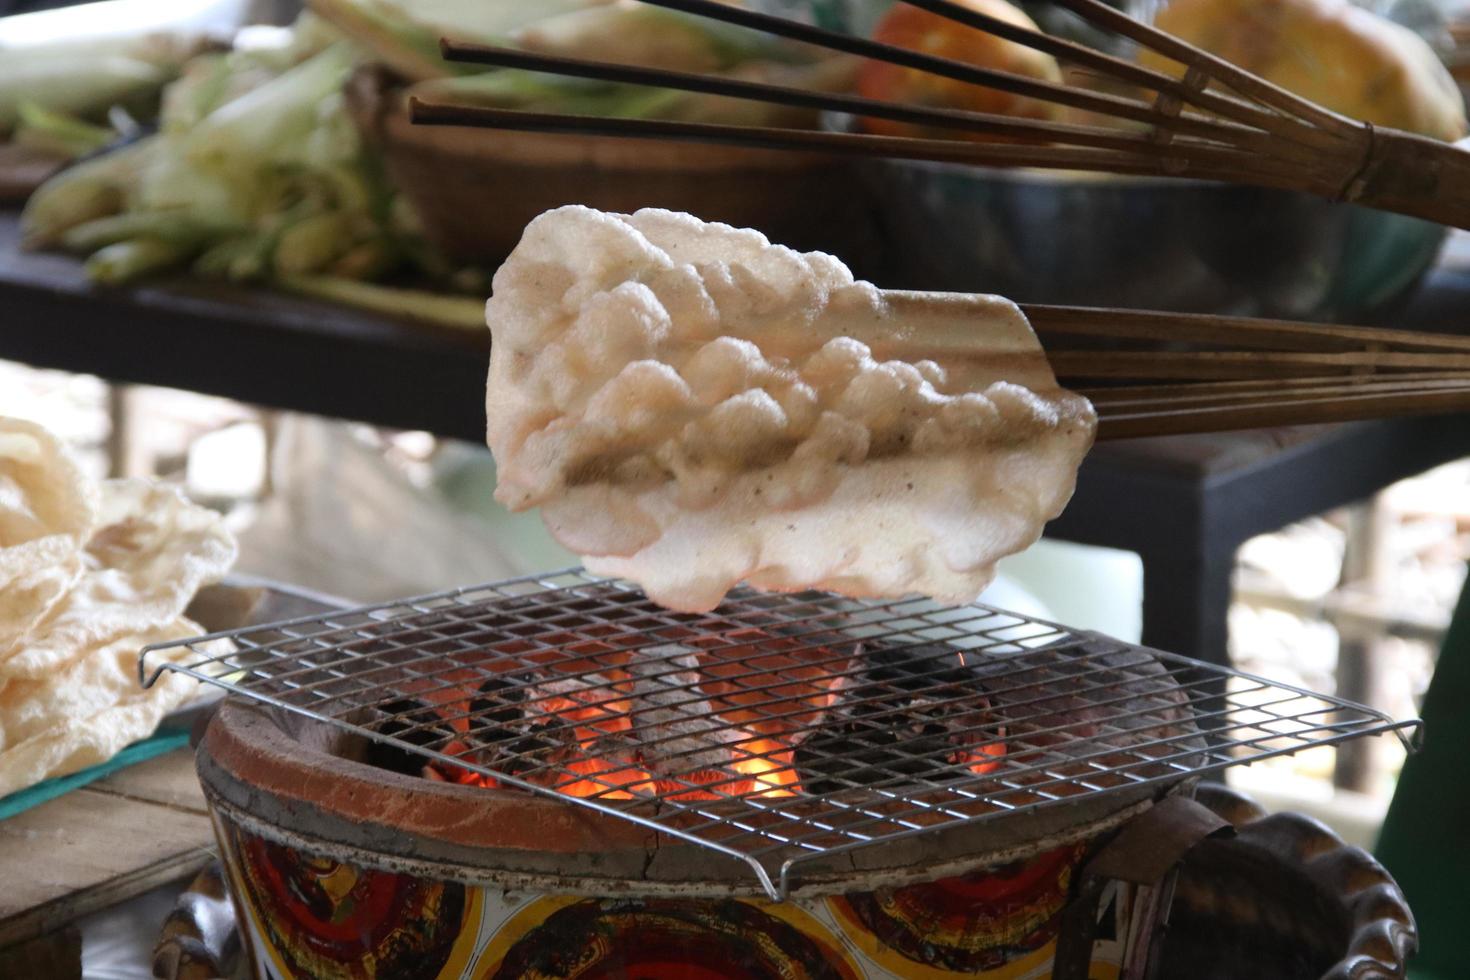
[1139,545,1235,669]
[105,384,146,479]
[1139,544,1236,751]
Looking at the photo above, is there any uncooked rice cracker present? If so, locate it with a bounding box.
[0,617,210,797]
[0,418,97,645]
[0,478,236,679]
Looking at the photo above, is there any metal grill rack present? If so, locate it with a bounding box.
[141,568,1420,900]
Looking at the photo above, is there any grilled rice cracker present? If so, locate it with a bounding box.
[486,206,1094,611]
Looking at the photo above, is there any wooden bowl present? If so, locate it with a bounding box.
[345,68,880,271]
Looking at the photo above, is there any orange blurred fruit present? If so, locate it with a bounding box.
[857,0,1065,138]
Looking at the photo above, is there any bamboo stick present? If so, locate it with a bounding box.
[410,1,1470,436]
[632,0,1338,145]
[1048,0,1364,136]
[1080,371,1470,403]
[1023,305,1470,354]
[437,39,1269,154]
[1096,386,1470,439]
[1048,350,1470,380]
[628,0,1199,129]
[1090,376,1470,411]
[407,101,1334,194]
[413,0,1470,230]
[899,0,1341,147]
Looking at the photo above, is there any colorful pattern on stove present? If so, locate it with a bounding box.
[214,815,1148,979]
[829,843,1087,974]
[480,896,862,979]
[227,824,480,978]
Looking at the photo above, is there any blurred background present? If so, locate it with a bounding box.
[5,0,1469,892]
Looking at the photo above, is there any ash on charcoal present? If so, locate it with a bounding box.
[625,644,741,779]
[795,642,1000,795]
[366,698,453,776]
[463,674,586,776]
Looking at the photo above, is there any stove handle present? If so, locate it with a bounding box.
[1052,793,1235,980]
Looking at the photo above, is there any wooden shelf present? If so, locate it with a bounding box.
[0,211,490,443]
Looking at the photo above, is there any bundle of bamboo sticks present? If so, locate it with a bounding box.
[402,0,1470,438]
[410,0,1470,231]
[1024,306,1470,438]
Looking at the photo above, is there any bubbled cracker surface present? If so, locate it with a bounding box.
[486,206,1096,611]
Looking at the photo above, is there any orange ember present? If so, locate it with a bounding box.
[556,755,656,800]
[422,736,504,788]
[967,742,1007,776]
[405,631,1008,802]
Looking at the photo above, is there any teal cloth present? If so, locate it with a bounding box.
[0,728,191,821]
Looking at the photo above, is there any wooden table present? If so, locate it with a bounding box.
[0,749,213,968]
[5,209,1470,670]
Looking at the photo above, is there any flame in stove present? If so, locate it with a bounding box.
[551,734,801,801]
[442,767,501,790]
[731,738,799,798]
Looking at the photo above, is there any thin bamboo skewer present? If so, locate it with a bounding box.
[1080,372,1470,404]
[407,101,1329,192]
[898,0,1248,106]
[1088,376,1470,411]
[1095,386,1470,439]
[628,0,1330,143]
[409,4,1470,436]
[437,39,1267,155]
[929,303,1470,432]
[1048,350,1470,380]
[629,0,1223,130]
[1040,308,1470,434]
[898,0,1345,149]
[1023,305,1470,354]
[916,0,1470,223]
[1047,0,1358,135]
[436,35,1277,150]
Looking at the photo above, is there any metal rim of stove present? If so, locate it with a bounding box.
[143,568,1422,901]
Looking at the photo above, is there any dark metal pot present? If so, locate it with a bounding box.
[860,158,1446,323]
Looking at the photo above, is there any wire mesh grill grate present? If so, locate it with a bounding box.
[142,568,1420,899]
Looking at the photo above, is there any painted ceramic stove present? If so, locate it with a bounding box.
[201,699,1173,980]
[148,573,1416,980]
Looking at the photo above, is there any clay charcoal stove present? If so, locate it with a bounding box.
[144,569,1420,979]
